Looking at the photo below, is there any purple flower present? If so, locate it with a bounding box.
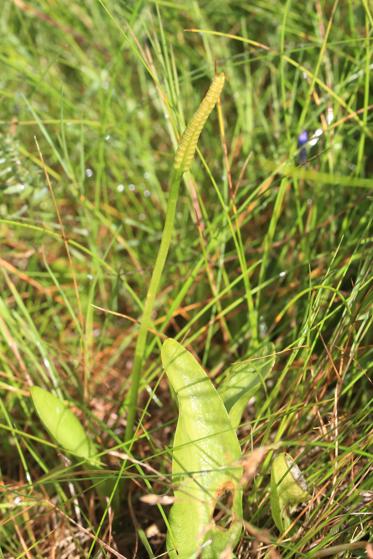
[297,130,308,164]
[298,130,308,147]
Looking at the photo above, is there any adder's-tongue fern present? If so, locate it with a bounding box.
[124,74,225,442]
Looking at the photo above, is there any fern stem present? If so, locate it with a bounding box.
[124,74,225,443]
[124,167,182,442]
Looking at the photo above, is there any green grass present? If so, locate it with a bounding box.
[0,1,372,557]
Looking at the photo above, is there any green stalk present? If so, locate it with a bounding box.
[124,73,225,443]
[124,166,183,442]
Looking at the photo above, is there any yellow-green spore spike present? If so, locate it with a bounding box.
[174,73,225,173]
[31,386,100,466]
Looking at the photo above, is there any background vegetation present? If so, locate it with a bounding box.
[0,0,372,557]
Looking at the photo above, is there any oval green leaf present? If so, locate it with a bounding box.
[270,452,309,532]
[30,386,100,466]
[218,342,275,430]
[162,338,243,559]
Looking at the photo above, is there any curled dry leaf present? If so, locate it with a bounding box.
[241,446,274,485]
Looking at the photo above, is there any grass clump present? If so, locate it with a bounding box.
[0,1,372,558]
